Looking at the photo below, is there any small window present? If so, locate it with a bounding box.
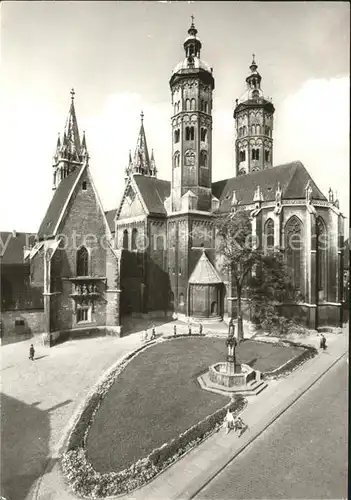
[82,181,87,191]
[200,128,207,142]
[174,129,180,143]
[15,319,25,326]
[204,102,208,113]
[185,126,194,141]
[77,306,90,323]
[265,150,270,162]
[252,148,260,161]
[191,98,196,111]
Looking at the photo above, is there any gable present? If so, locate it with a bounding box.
[56,168,108,238]
[118,182,147,219]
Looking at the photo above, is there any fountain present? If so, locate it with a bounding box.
[198,325,268,396]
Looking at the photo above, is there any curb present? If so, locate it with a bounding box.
[178,348,347,500]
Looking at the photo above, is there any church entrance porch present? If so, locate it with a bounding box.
[188,283,223,320]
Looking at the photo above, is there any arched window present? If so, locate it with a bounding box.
[200,150,207,167]
[264,150,269,162]
[185,126,194,141]
[285,216,303,290]
[174,151,180,168]
[316,217,327,296]
[204,101,208,113]
[185,99,190,111]
[174,129,180,143]
[265,219,274,250]
[122,229,129,250]
[131,228,138,250]
[252,148,260,160]
[77,246,89,277]
[191,98,196,111]
[239,150,246,162]
[243,126,247,136]
[200,128,207,141]
[251,125,255,135]
[256,125,261,135]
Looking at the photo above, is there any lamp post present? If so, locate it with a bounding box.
[226,325,237,375]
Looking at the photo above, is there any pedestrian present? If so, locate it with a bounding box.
[223,408,234,434]
[199,322,203,335]
[29,344,35,361]
[143,329,148,342]
[320,333,327,350]
[151,324,156,340]
[173,324,177,336]
[188,322,192,336]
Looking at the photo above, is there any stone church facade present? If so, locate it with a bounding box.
[1,20,344,343]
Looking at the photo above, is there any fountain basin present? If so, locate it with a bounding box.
[208,362,256,388]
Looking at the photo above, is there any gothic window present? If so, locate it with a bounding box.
[251,125,255,135]
[239,150,246,162]
[77,246,89,277]
[256,125,261,135]
[316,217,327,295]
[265,150,270,162]
[191,98,196,111]
[285,216,303,290]
[174,129,180,143]
[185,126,194,141]
[174,152,180,168]
[131,228,138,250]
[82,181,87,191]
[185,99,191,111]
[200,128,207,142]
[243,126,247,136]
[200,150,207,167]
[122,229,129,250]
[77,306,90,323]
[204,101,208,113]
[265,219,274,250]
[252,148,260,160]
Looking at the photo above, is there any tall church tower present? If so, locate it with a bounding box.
[52,89,89,190]
[233,56,275,176]
[169,17,215,212]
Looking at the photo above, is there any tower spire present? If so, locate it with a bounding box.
[124,113,156,178]
[52,89,87,190]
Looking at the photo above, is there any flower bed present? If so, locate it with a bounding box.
[61,337,246,497]
[61,336,247,498]
[262,340,318,380]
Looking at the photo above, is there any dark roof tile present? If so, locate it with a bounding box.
[133,175,170,215]
[37,166,84,239]
[212,161,326,212]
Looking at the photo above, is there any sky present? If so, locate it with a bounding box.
[0,1,349,233]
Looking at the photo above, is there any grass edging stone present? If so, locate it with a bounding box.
[61,336,246,498]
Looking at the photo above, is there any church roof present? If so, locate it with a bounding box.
[105,209,116,232]
[212,161,327,212]
[37,165,84,239]
[189,250,223,284]
[133,175,170,215]
[0,231,36,264]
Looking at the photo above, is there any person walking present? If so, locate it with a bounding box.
[143,329,148,342]
[151,324,156,340]
[188,322,192,336]
[223,408,235,434]
[173,324,177,336]
[199,322,203,335]
[320,333,327,350]
[29,344,35,361]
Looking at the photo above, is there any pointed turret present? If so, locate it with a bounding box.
[124,112,157,178]
[52,89,88,191]
[150,149,157,177]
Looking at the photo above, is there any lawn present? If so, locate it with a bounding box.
[86,337,304,474]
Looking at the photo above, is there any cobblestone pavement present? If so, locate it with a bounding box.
[0,321,347,500]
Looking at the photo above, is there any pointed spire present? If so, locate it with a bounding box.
[63,88,81,161]
[246,54,262,91]
[183,16,202,59]
[56,132,61,148]
[150,148,157,177]
[188,15,198,36]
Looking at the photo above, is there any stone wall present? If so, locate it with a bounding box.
[0,309,45,344]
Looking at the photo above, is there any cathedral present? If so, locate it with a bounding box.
[0,20,345,344]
